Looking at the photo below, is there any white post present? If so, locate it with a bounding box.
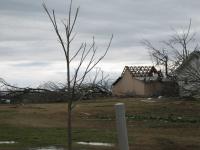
[115,103,129,150]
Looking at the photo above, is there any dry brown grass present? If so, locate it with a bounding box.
[0,97,200,150]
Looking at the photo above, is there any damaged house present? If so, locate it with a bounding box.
[112,66,163,97]
[175,51,200,98]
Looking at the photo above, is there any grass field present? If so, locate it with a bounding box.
[0,97,200,150]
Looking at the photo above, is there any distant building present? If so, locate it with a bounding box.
[112,66,163,97]
[175,51,200,98]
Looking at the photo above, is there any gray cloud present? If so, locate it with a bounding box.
[12,61,50,67]
[1,0,200,86]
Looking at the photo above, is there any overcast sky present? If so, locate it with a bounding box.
[1,0,200,87]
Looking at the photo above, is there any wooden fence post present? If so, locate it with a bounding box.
[115,103,129,150]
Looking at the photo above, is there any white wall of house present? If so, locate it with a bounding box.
[177,53,200,97]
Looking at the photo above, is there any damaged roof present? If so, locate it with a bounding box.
[122,66,159,77]
[176,51,200,74]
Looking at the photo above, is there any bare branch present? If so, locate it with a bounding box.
[69,7,80,35]
[69,43,84,62]
[77,34,113,86]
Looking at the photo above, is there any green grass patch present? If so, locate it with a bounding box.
[0,125,67,149]
[127,114,200,123]
[72,128,117,143]
[0,125,117,149]
[0,110,17,118]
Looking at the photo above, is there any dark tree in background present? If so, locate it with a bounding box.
[43,0,113,149]
[142,20,199,77]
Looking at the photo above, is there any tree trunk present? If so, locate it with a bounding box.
[165,56,168,77]
[67,100,72,150]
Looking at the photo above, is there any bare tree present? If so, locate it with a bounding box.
[43,0,113,149]
[142,19,199,77]
[0,78,56,103]
[85,68,112,98]
[142,40,169,76]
